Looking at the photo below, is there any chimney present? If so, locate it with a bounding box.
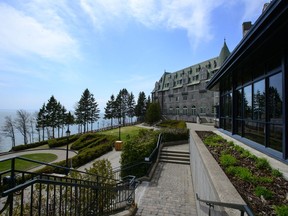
[242,21,252,37]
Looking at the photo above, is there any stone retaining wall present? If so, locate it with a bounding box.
[189,130,247,216]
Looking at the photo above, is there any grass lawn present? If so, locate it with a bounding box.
[98,126,148,143]
[0,153,58,172]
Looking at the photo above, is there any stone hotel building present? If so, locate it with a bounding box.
[152,41,230,123]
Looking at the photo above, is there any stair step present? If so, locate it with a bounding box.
[160,152,190,157]
[160,155,190,161]
[161,150,190,155]
[159,159,190,165]
[159,149,190,165]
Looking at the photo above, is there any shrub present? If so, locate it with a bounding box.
[11,140,48,151]
[226,166,255,183]
[220,154,238,167]
[48,135,79,148]
[272,169,283,177]
[72,143,113,168]
[240,149,252,158]
[203,135,224,147]
[120,130,159,177]
[70,133,101,150]
[274,205,288,216]
[157,120,187,129]
[161,128,189,142]
[256,158,271,170]
[254,186,273,200]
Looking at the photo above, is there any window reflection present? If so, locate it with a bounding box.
[244,85,252,119]
[244,121,265,145]
[236,89,243,118]
[269,124,282,151]
[268,73,282,124]
[253,80,265,121]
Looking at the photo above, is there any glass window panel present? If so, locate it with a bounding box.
[225,118,232,132]
[268,124,282,152]
[235,120,243,136]
[227,93,232,118]
[244,121,265,145]
[253,80,265,121]
[235,89,243,118]
[244,85,252,119]
[268,72,283,124]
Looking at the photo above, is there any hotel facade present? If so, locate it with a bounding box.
[152,42,230,123]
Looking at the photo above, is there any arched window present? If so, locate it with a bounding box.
[169,107,173,115]
[191,105,196,116]
[176,106,180,115]
[183,106,188,115]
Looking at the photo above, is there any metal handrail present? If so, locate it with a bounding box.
[145,133,162,162]
[0,156,138,215]
[196,193,254,216]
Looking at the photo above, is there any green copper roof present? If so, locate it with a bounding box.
[218,39,230,66]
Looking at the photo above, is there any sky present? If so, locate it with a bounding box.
[0,0,268,112]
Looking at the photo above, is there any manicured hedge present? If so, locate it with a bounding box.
[48,134,80,148]
[71,133,106,151]
[72,143,113,168]
[161,128,189,142]
[11,140,48,151]
[157,120,187,129]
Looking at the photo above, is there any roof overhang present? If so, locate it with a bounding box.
[207,0,288,91]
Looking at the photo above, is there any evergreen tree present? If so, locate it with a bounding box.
[127,92,136,123]
[45,96,59,138]
[75,89,100,133]
[104,94,116,127]
[145,102,161,125]
[135,91,147,122]
[36,103,47,141]
[115,88,129,125]
[66,111,75,133]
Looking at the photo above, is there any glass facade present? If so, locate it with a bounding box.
[220,65,283,154]
[267,72,283,151]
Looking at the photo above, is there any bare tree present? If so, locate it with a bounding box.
[15,110,30,145]
[1,116,16,148]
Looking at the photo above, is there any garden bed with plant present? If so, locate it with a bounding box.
[196,131,288,216]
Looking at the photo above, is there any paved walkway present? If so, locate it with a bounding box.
[135,144,197,216]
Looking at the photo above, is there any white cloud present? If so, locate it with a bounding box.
[240,0,269,21]
[0,3,79,61]
[80,0,227,48]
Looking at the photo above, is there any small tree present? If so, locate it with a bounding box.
[104,94,116,127]
[85,159,115,213]
[1,116,16,148]
[145,102,161,125]
[15,110,31,145]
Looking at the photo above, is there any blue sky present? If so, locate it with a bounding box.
[0,0,268,112]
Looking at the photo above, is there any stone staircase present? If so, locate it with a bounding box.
[159,149,190,165]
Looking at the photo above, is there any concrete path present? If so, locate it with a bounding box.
[135,144,197,216]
